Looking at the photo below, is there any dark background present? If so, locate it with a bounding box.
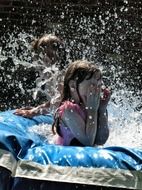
[0,1,141,190]
[0,0,142,111]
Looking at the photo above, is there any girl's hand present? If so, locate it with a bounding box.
[14,101,50,118]
[86,85,101,111]
[14,108,37,118]
[99,87,111,112]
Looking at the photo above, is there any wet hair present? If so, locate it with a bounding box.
[52,60,101,135]
[32,34,63,51]
[32,34,67,70]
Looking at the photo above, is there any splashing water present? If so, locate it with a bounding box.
[107,91,142,148]
[29,90,142,148]
[28,123,55,144]
[0,29,141,148]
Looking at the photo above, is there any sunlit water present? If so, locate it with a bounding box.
[0,32,142,149]
[107,94,142,148]
[29,92,142,148]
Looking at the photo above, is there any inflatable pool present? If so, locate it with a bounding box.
[0,110,142,190]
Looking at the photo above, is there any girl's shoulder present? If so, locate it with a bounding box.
[57,100,82,118]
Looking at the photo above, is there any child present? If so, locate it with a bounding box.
[14,34,66,118]
[32,34,66,70]
[52,60,111,146]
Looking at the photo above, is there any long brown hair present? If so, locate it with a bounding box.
[52,60,100,135]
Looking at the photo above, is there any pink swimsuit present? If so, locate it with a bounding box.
[55,101,86,146]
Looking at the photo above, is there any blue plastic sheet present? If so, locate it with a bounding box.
[20,143,142,170]
[0,110,53,158]
[0,110,142,190]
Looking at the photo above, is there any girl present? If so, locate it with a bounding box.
[52,60,111,146]
[32,34,66,70]
[14,34,66,117]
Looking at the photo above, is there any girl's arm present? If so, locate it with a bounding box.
[62,85,101,146]
[85,85,100,146]
[14,101,50,118]
[95,87,111,145]
[62,108,90,145]
[95,109,109,145]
